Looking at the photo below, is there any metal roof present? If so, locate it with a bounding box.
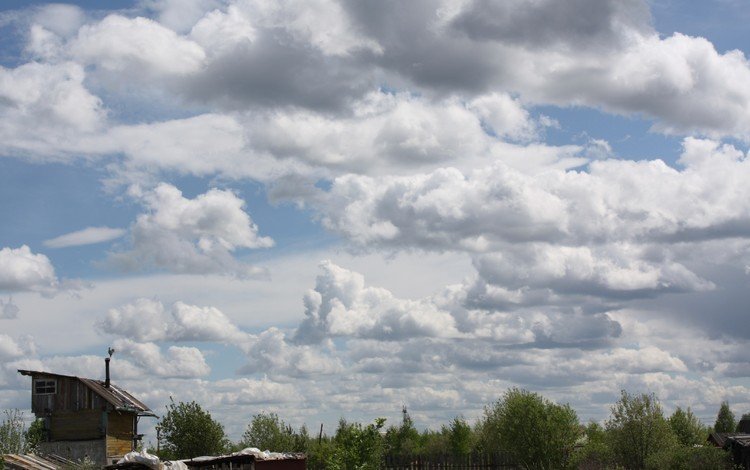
[0,453,79,470]
[17,369,156,417]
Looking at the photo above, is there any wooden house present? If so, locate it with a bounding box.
[18,358,156,466]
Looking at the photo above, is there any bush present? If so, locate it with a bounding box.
[645,445,733,470]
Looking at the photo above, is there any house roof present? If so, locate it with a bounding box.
[0,453,78,470]
[17,369,156,417]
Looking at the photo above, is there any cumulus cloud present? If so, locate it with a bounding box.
[0,61,105,158]
[110,183,273,277]
[0,246,59,294]
[321,139,750,251]
[240,328,343,378]
[113,338,210,378]
[472,244,713,299]
[70,15,206,78]
[295,261,461,344]
[97,298,250,344]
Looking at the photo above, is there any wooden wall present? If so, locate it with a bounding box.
[30,375,106,415]
[48,409,103,440]
[106,411,135,461]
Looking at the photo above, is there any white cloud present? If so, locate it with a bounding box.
[320,139,750,251]
[0,297,19,319]
[110,183,273,277]
[113,338,211,378]
[31,4,85,37]
[0,246,58,293]
[215,377,302,405]
[240,328,343,377]
[44,226,125,248]
[97,298,251,344]
[0,335,28,361]
[295,261,461,344]
[70,15,206,78]
[0,61,105,158]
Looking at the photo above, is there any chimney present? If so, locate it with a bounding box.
[105,357,111,388]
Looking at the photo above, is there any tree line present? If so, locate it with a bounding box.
[2,388,747,469]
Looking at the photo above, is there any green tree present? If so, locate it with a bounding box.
[0,410,42,454]
[669,407,706,447]
[241,413,307,452]
[0,409,26,454]
[384,408,421,457]
[327,418,386,470]
[736,412,750,432]
[714,401,736,433]
[569,421,615,470]
[156,398,228,459]
[479,388,580,469]
[606,391,677,470]
[444,416,473,456]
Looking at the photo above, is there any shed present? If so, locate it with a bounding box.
[18,360,155,466]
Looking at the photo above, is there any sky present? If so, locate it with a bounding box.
[1,0,750,443]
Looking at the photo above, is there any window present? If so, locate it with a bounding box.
[34,379,56,395]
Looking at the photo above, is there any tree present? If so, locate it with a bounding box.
[569,422,615,470]
[384,407,421,457]
[479,388,580,469]
[327,418,386,470]
[156,398,228,459]
[0,410,43,454]
[241,413,307,452]
[0,409,27,454]
[444,417,473,456]
[668,407,706,447]
[606,391,677,470]
[714,401,736,433]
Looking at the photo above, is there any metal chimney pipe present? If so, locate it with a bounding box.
[105,357,111,388]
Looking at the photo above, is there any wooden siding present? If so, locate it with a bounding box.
[30,374,107,415]
[106,411,135,460]
[48,409,103,441]
[256,460,306,470]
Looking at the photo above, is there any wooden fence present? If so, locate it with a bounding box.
[382,453,517,470]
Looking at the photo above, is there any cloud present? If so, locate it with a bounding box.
[97,298,250,344]
[294,261,460,344]
[472,244,713,299]
[214,377,302,405]
[110,183,273,277]
[70,15,206,78]
[44,226,125,248]
[240,327,343,377]
[0,297,19,319]
[0,246,59,293]
[320,139,750,251]
[113,338,211,378]
[0,61,105,158]
[450,0,651,49]
[0,335,29,361]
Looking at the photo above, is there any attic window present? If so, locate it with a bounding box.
[34,379,56,395]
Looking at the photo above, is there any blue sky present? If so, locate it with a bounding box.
[2,0,750,441]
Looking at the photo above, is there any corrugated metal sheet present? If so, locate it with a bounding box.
[18,370,155,417]
[1,453,73,470]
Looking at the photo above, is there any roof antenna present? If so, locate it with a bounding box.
[105,347,115,388]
